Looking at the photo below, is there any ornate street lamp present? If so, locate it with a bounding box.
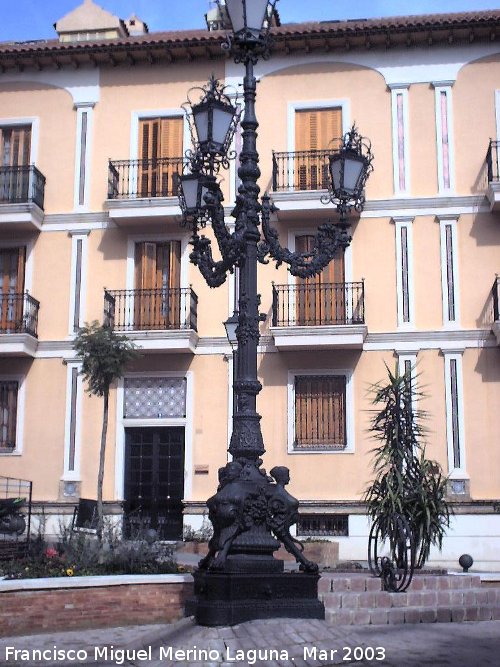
[223,310,239,347]
[224,0,277,41]
[324,125,373,227]
[179,0,373,626]
[177,170,215,228]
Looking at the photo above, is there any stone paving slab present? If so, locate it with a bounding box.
[1,618,500,667]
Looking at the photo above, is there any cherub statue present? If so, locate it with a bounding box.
[267,466,319,573]
[198,461,247,570]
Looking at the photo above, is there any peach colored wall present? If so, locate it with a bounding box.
[82,226,230,338]
[1,359,66,500]
[256,62,392,200]
[91,62,226,208]
[458,213,500,330]
[463,348,500,499]
[1,48,500,514]
[454,56,500,195]
[32,232,72,339]
[2,346,500,504]
[352,217,397,332]
[413,216,443,331]
[0,82,76,214]
[74,353,230,501]
[409,83,439,197]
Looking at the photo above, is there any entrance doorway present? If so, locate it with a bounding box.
[124,426,185,540]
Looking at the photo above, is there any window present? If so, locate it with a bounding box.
[294,374,346,450]
[439,217,460,326]
[393,217,414,327]
[134,241,181,329]
[0,126,31,168]
[294,108,342,190]
[295,235,345,326]
[0,380,18,452]
[138,117,183,197]
[0,247,26,333]
[0,125,31,202]
[443,352,466,474]
[297,514,349,537]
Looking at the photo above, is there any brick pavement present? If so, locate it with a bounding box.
[1,618,500,667]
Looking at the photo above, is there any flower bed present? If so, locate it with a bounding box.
[0,574,193,637]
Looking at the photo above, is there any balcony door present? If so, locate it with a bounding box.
[0,126,31,202]
[0,247,25,332]
[134,241,181,330]
[295,108,341,190]
[295,235,345,325]
[138,117,183,197]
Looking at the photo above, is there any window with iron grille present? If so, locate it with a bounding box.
[0,380,18,452]
[297,513,349,537]
[294,374,346,449]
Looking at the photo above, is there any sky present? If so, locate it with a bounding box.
[0,0,498,43]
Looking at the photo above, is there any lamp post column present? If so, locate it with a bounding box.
[229,56,265,465]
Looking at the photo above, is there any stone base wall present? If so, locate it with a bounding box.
[0,575,193,637]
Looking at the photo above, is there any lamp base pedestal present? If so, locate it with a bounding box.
[186,565,325,626]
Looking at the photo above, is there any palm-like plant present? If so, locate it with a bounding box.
[364,364,451,568]
[73,322,139,541]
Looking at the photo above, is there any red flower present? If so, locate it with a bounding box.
[45,547,58,558]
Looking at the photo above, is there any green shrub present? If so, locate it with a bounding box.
[0,522,179,579]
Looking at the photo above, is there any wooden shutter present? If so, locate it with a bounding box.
[0,126,31,167]
[295,109,342,190]
[0,126,31,202]
[295,235,345,325]
[0,247,25,332]
[134,242,181,329]
[168,241,181,326]
[134,242,155,328]
[138,120,158,197]
[295,375,346,448]
[138,117,183,197]
[160,117,183,197]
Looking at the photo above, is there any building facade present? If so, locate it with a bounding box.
[1,1,499,568]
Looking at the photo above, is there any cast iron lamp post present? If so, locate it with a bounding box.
[178,0,373,626]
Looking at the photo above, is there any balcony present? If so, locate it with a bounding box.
[486,140,500,211]
[0,165,46,230]
[493,277,500,345]
[271,150,335,220]
[103,287,198,353]
[0,292,40,356]
[271,281,367,350]
[106,157,185,225]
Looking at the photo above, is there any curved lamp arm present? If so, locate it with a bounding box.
[189,187,246,288]
[258,194,351,279]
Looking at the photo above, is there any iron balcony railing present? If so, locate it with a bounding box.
[0,292,40,337]
[493,276,500,322]
[486,140,500,183]
[272,281,365,327]
[0,165,46,209]
[272,149,333,192]
[104,287,198,332]
[107,157,186,199]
